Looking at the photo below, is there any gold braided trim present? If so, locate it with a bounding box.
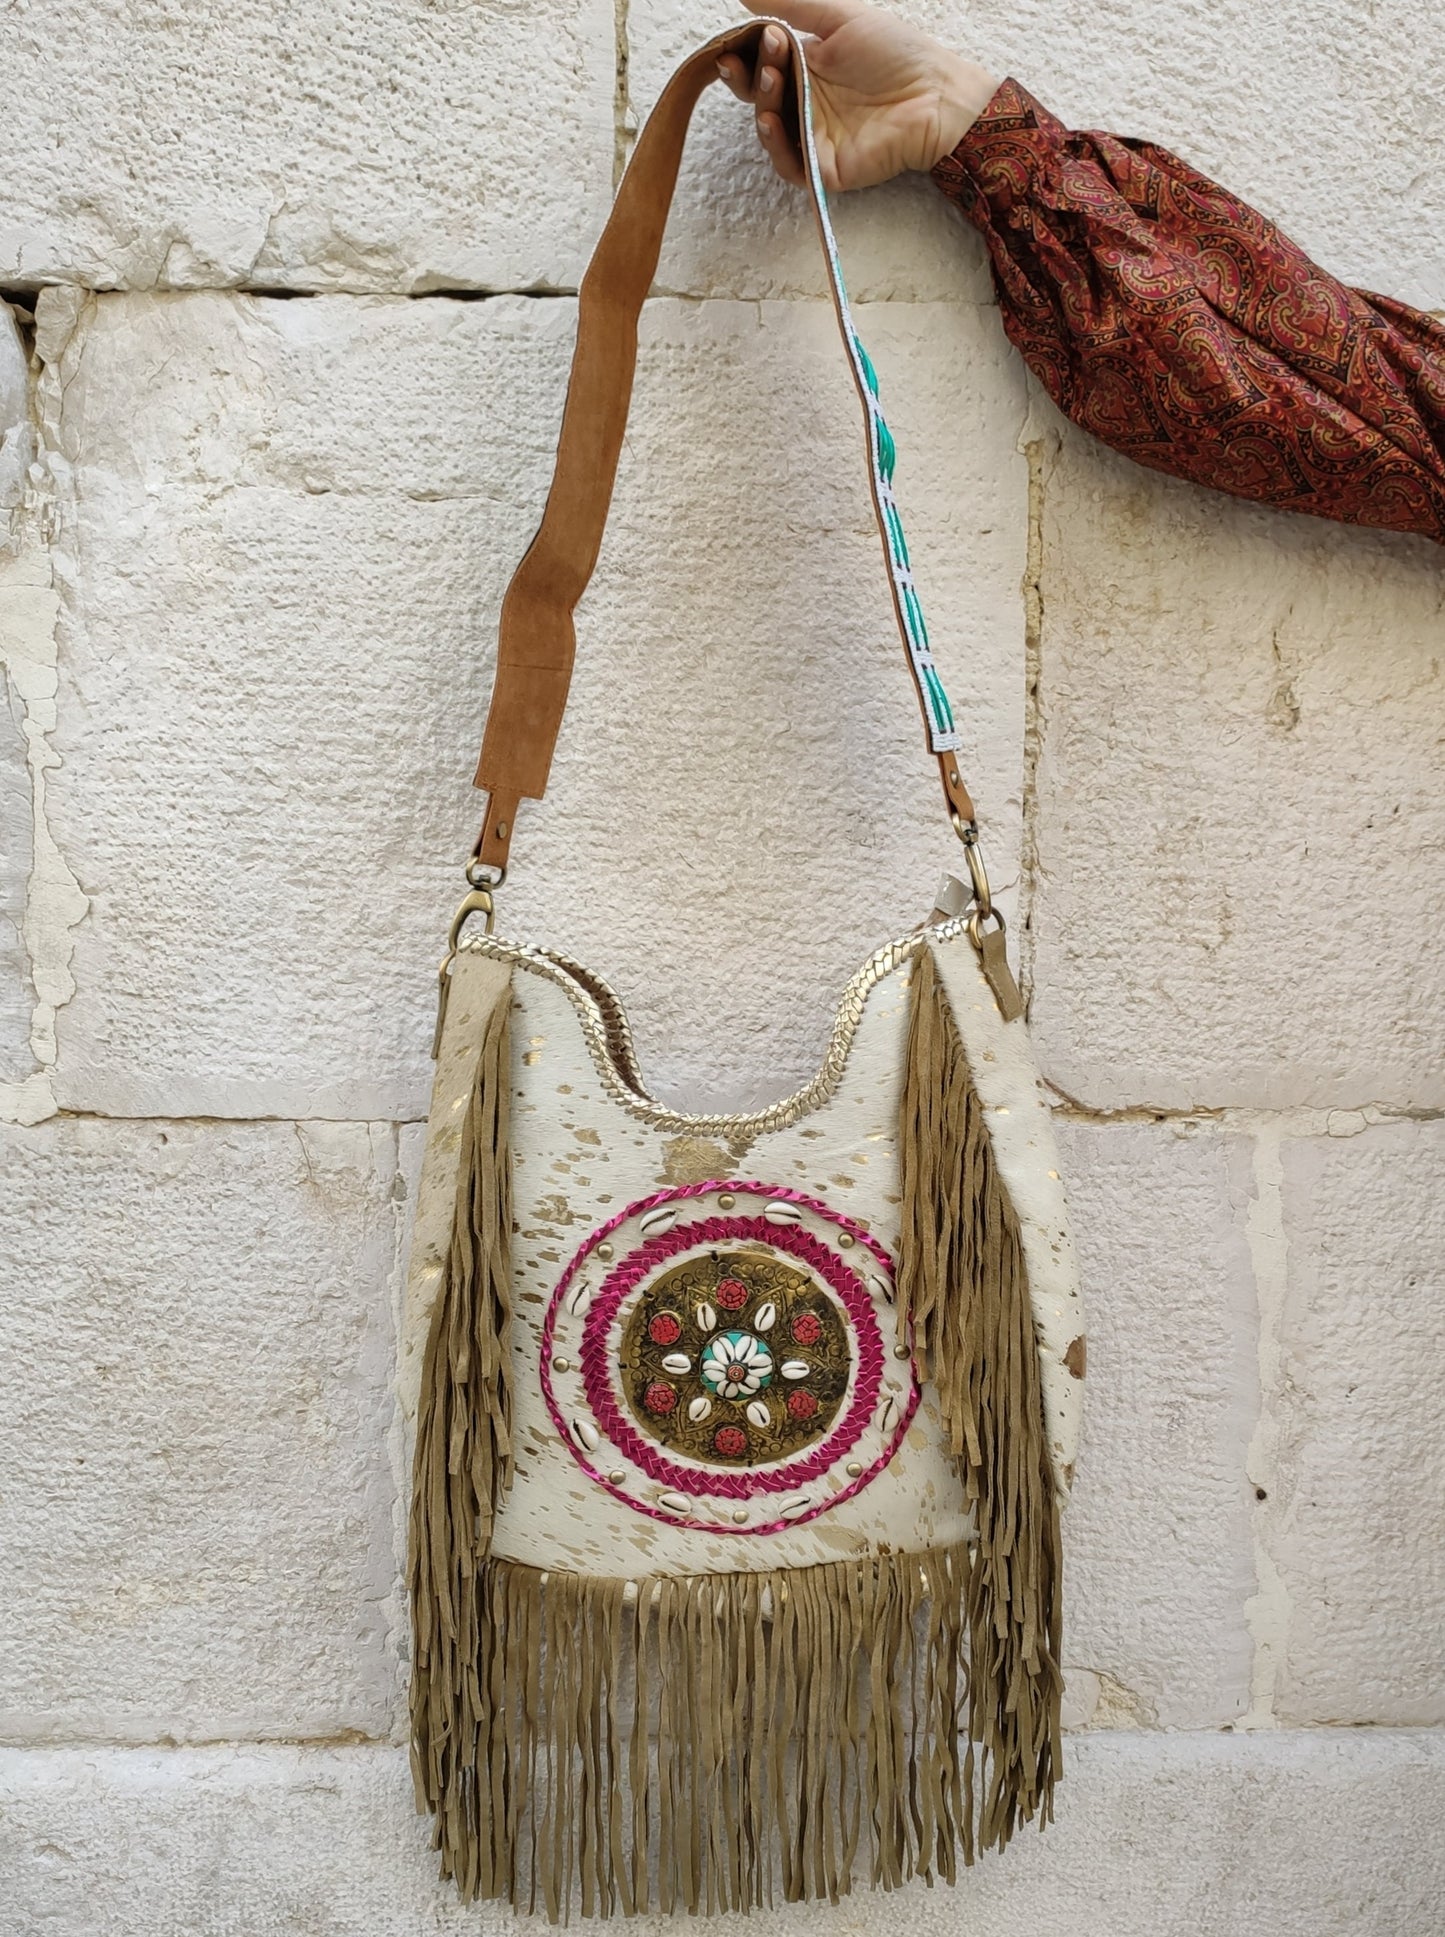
[457,917,972,1140]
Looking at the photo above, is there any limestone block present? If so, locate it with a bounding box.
[1055,1121,1256,1728]
[1,1733,1442,1934]
[0,306,35,1084]
[42,287,1029,1122]
[626,3,995,303]
[0,1117,402,1743]
[0,668,31,1085]
[1267,1122,1445,1726]
[0,0,615,294]
[1027,428,1445,1114]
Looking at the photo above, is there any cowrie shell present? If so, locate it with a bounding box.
[779,1496,813,1519]
[567,1280,592,1316]
[781,1360,810,1381]
[763,1201,801,1225]
[695,1302,717,1333]
[688,1395,712,1423]
[745,1400,771,1430]
[640,1207,678,1237]
[658,1492,692,1515]
[876,1395,898,1432]
[753,1302,777,1331]
[570,1417,600,1452]
[661,1353,691,1375]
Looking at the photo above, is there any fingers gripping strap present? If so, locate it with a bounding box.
[474,18,972,872]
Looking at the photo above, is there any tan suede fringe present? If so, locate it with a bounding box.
[414,1541,974,1919]
[409,992,515,1853]
[896,944,1064,1856]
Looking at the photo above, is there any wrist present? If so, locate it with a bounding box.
[928,53,1001,167]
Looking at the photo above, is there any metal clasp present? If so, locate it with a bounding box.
[432,881,499,1059]
[949,811,1024,1021]
[950,810,992,919]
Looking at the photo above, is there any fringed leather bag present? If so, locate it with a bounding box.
[402,18,1084,1919]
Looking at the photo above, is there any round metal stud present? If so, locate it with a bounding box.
[596,1242,614,1262]
[717,1192,736,1210]
[732,1509,749,1525]
[836,1232,855,1249]
[846,1461,863,1478]
[552,1356,571,1373]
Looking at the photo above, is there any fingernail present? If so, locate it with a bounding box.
[759,68,775,96]
[758,120,773,141]
[716,60,729,79]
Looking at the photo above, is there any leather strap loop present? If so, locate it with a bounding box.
[473,18,976,873]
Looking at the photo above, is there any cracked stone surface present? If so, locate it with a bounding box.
[1268,1121,1445,1727]
[0,304,36,1084]
[41,285,1028,1122]
[0,1117,402,1744]
[1,1735,1443,1934]
[0,665,31,1084]
[1056,1121,1257,1730]
[1027,426,1445,1115]
[1,0,616,294]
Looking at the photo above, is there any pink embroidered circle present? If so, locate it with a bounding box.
[539,1182,920,1536]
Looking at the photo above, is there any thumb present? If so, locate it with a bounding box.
[740,0,867,34]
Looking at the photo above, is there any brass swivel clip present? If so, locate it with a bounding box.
[432,861,505,1059]
[949,812,1024,1023]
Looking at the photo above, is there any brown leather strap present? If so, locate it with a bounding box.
[472,19,975,874]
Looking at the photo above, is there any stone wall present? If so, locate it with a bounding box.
[2,3,1442,1930]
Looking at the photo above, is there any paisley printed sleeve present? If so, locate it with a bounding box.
[932,80,1445,544]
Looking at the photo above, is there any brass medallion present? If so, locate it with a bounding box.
[619,1248,850,1466]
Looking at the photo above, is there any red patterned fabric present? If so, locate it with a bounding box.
[933,80,1445,543]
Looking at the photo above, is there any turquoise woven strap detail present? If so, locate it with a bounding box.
[874,415,896,483]
[794,86,961,756]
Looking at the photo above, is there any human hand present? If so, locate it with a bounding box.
[715,1,999,191]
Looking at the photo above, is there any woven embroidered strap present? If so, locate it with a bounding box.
[472,17,976,876]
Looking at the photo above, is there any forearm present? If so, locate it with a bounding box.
[932,81,1445,544]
